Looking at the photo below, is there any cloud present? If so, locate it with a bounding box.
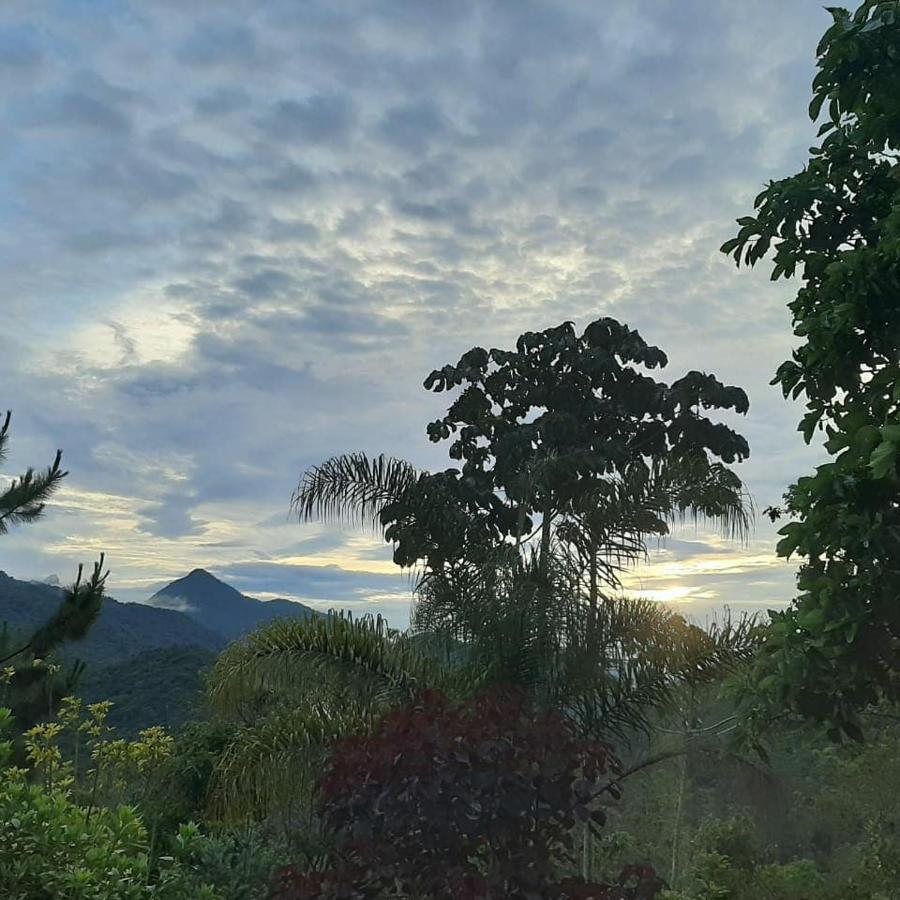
[176,22,261,69]
[377,99,449,155]
[0,0,832,626]
[219,559,407,606]
[257,95,354,144]
[0,24,42,74]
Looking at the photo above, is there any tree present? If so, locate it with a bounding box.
[419,317,749,572]
[270,687,667,900]
[274,320,757,826]
[0,410,66,533]
[411,552,758,742]
[723,0,900,737]
[295,316,751,597]
[0,411,107,730]
[0,707,218,899]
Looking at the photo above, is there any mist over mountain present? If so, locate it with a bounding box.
[146,567,320,642]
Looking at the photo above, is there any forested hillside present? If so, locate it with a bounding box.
[0,571,223,665]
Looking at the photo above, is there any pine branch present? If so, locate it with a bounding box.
[0,447,67,535]
[30,555,107,657]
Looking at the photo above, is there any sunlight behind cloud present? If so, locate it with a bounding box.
[73,297,196,369]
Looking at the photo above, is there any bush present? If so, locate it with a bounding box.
[0,775,216,899]
[273,687,665,899]
[172,823,288,900]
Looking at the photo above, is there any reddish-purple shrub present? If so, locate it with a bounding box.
[270,687,664,899]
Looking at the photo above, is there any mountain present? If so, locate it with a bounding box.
[1,568,321,735]
[0,571,224,666]
[146,568,320,642]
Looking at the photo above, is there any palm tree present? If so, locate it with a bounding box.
[556,456,751,609]
[291,453,418,531]
[206,612,480,823]
[411,547,757,742]
[205,449,755,823]
[206,563,757,822]
[292,450,751,581]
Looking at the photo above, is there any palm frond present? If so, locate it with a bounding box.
[654,455,753,542]
[545,454,753,612]
[414,553,760,746]
[211,703,364,821]
[560,599,760,742]
[291,452,418,529]
[208,613,483,821]
[208,612,474,719]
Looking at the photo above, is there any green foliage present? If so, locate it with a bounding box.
[420,317,749,570]
[0,412,108,732]
[209,611,468,714]
[1,777,155,899]
[414,551,759,743]
[665,816,832,900]
[294,317,751,590]
[206,612,474,821]
[80,646,216,737]
[161,721,238,824]
[581,713,900,899]
[724,0,900,735]
[0,558,108,733]
[0,706,217,899]
[205,596,756,826]
[168,822,288,900]
[292,452,418,530]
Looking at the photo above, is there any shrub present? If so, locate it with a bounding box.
[0,774,217,899]
[272,687,665,899]
[0,705,217,899]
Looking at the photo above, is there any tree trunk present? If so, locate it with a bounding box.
[539,498,552,574]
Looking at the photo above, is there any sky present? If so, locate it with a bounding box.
[0,0,831,627]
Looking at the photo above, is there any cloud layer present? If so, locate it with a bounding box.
[1,0,828,623]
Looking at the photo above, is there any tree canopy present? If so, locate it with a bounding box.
[725,0,900,738]
[296,317,752,596]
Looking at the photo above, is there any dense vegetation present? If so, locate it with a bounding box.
[2,2,900,897]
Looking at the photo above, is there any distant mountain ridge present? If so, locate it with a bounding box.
[146,568,320,641]
[81,645,217,737]
[0,567,323,735]
[0,568,321,666]
[0,570,223,666]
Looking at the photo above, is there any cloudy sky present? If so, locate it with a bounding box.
[1,0,830,626]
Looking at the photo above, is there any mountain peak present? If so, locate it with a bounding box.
[148,568,319,641]
[184,568,217,581]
